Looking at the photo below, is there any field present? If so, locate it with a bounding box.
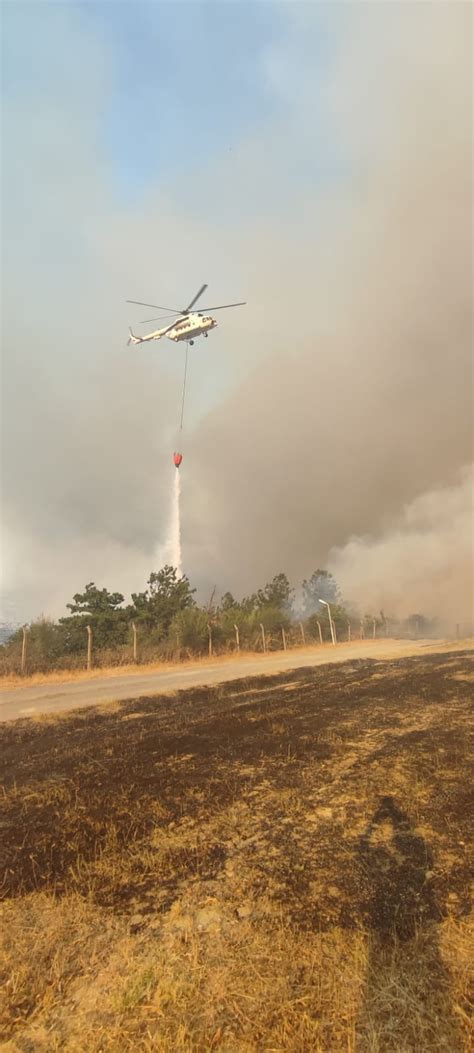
[1,647,473,1051]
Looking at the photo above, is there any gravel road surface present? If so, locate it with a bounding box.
[0,639,467,723]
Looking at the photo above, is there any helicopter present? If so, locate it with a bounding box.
[127,283,245,347]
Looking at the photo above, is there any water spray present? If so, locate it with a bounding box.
[168,342,190,576]
[169,468,182,576]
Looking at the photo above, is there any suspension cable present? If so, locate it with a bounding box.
[179,342,189,433]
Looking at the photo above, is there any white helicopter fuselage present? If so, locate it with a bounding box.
[128,313,217,346]
[168,313,217,342]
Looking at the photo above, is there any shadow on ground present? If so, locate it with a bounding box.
[1,651,472,1051]
[356,796,465,1050]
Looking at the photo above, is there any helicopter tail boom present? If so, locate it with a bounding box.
[127,320,179,346]
[127,328,144,346]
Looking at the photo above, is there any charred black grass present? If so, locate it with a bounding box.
[1,651,472,934]
[1,650,473,1053]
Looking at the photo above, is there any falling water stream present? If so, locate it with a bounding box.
[166,340,188,578]
[169,468,182,577]
[155,343,187,577]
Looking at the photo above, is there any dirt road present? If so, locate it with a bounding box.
[0,638,469,722]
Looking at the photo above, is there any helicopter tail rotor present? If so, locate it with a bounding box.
[127,327,143,346]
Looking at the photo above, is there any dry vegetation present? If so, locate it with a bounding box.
[1,637,467,691]
[1,649,473,1051]
[0,648,250,689]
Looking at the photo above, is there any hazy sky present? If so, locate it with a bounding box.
[1,1,472,624]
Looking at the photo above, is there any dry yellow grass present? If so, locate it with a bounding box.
[0,648,247,688]
[2,636,469,690]
[1,649,472,1051]
[1,893,471,1052]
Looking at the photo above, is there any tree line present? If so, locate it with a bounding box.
[1,566,434,675]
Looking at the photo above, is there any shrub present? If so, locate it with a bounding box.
[169,607,210,654]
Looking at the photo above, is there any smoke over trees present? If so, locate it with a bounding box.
[302,571,340,614]
[1,563,449,676]
[2,4,472,628]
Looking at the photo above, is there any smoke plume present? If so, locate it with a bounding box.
[182,3,473,622]
[328,466,473,624]
[1,2,472,624]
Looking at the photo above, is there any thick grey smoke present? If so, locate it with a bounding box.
[183,3,473,621]
[328,466,473,624]
[1,3,472,623]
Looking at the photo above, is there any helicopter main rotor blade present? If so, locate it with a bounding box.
[198,302,246,311]
[182,284,208,314]
[127,299,181,313]
[140,314,177,324]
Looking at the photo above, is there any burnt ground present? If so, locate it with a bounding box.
[1,650,472,934]
[1,648,473,1052]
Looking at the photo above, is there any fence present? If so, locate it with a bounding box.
[1,618,343,677]
[2,618,469,679]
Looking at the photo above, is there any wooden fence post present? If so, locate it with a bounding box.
[281,627,287,651]
[132,621,137,663]
[347,622,351,642]
[234,623,240,652]
[317,620,323,645]
[208,623,213,657]
[21,626,28,675]
[299,622,305,645]
[86,625,92,670]
[372,619,376,640]
[360,621,365,640]
[260,623,266,653]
